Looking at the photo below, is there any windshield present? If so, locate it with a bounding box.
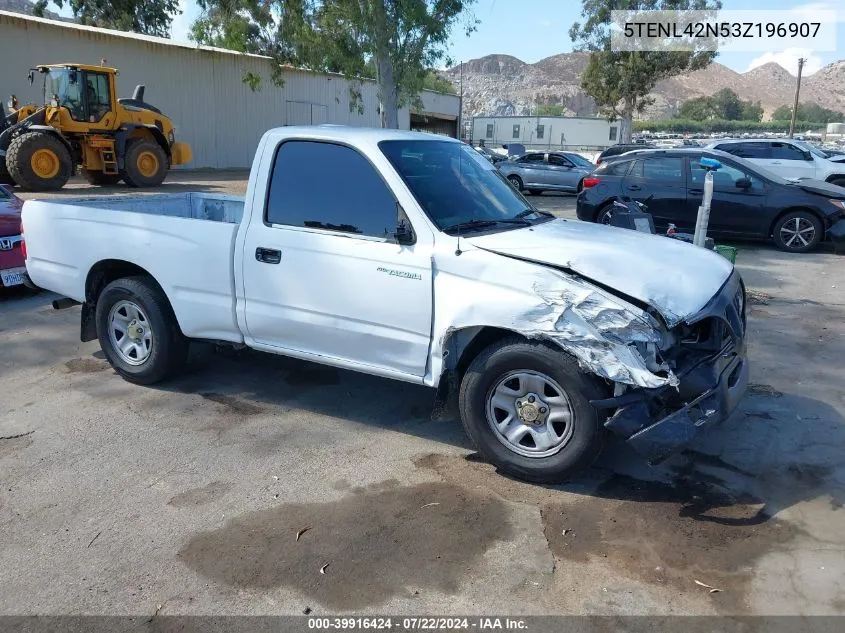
[380,140,547,233]
[44,68,84,121]
[565,153,595,169]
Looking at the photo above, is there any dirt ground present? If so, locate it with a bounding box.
[1,174,844,617]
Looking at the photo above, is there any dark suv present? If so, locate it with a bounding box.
[576,148,845,253]
[595,143,655,165]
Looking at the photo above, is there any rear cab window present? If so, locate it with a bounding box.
[265,140,398,239]
[771,142,809,161]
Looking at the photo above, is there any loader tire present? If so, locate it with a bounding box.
[122,139,168,188]
[83,169,122,186]
[7,132,72,191]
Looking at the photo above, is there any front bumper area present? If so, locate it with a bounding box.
[593,271,748,463]
[828,218,845,254]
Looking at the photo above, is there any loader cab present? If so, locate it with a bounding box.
[37,65,117,129]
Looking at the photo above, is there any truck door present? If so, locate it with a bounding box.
[240,139,434,378]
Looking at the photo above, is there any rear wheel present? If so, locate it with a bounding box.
[773,211,822,253]
[6,131,72,191]
[507,174,524,192]
[596,203,614,225]
[122,139,168,188]
[95,276,187,384]
[458,337,607,483]
[83,169,122,186]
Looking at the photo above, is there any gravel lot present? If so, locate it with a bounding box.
[2,173,844,617]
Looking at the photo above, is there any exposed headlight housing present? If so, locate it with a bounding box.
[168,129,175,145]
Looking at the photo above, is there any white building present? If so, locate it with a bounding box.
[0,11,460,168]
[471,115,620,151]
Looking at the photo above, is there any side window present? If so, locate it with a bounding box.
[630,157,683,181]
[771,142,809,161]
[609,126,618,141]
[512,124,520,139]
[486,124,493,139]
[596,159,633,176]
[536,124,544,139]
[548,154,573,167]
[717,143,770,159]
[690,161,761,191]
[266,141,397,238]
[518,153,545,164]
[85,72,111,122]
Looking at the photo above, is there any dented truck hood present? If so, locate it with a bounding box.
[465,219,734,328]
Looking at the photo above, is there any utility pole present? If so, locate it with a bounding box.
[789,57,806,138]
[458,61,464,141]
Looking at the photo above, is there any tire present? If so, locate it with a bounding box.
[772,210,822,253]
[95,276,188,384]
[596,203,614,225]
[507,174,524,192]
[0,160,16,186]
[458,337,608,483]
[122,139,168,188]
[829,177,845,189]
[83,169,122,186]
[576,179,584,194]
[528,189,543,196]
[6,131,72,191]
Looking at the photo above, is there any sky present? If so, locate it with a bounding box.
[55,0,845,76]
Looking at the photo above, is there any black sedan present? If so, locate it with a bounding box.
[576,148,845,253]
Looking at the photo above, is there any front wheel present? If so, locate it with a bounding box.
[458,337,607,483]
[829,177,845,189]
[95,276,188,384]
[773,211,822,253]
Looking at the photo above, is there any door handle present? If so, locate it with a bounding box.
[255,247,282,264]
[689,188,703,195]
[627,184,641,191]
[771,161,782,165]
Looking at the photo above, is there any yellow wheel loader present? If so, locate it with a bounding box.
[0,63,192,191]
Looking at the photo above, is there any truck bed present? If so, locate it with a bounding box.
[23,193,247,343]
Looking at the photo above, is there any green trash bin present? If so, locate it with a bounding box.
[714,245,737,264]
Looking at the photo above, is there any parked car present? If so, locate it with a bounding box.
[0,185,25,289]
[498,151,593,194]
[474,145,507,165]
[596,143,656,165]
[22,127,747,484]
[576,148,845,253]
[704,138,845,187]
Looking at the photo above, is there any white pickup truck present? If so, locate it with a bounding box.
[22,126,748,483]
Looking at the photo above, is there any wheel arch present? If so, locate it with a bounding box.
[81,259,179,342]
[433,326,530,419]
[25,125,74,158]
[824,174,845,185]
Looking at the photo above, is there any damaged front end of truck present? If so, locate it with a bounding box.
[431,237,748,464]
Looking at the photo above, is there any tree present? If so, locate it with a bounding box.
[570,0,721,143]
[772,103,845,123]
[677,96,714,121]
[772,105,793,121]
[710,88,742,121]
[422,72,457,95]
[535,104,565,116]
[740,100,763,122]
[193,0,476,128]
[33,0,181,36]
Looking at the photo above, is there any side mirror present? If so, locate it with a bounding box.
[803,151,813,161]
[27,70,35,85]
[393,219,415,245]
[735,177,751,189]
